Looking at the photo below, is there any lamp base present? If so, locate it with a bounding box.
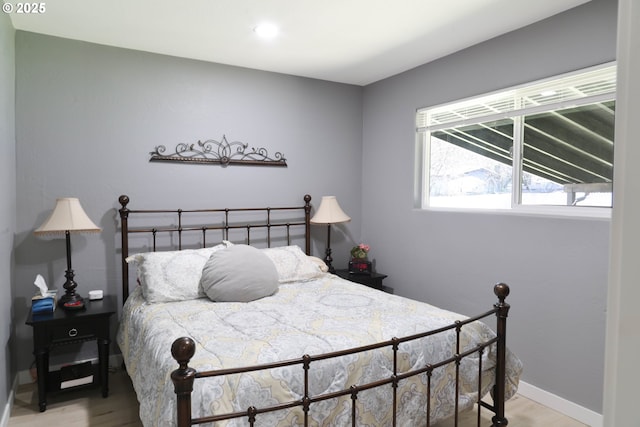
[59,266,85,310]
[59,293,85,311]
[323,248,335,274]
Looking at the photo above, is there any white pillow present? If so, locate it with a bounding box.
[200,245,279,302]
[261,245,324,283]
[126,242,230,303]
[308,256,329,273]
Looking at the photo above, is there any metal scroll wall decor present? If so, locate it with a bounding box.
[149,135,287,167]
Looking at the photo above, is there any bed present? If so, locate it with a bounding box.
[115,194,522,427]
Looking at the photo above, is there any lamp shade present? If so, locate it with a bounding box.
[310,196,351,225]
[34,198,101,235]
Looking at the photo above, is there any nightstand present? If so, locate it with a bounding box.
[334,269,389,291]
[25,295,116,412]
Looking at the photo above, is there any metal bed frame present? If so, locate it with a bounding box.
[117,194,512,427]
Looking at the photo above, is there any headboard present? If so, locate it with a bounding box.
[118,194,312,303]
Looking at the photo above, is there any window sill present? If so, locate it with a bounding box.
[415,205,611,221]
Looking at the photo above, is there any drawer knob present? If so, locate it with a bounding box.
[68,328,78,337]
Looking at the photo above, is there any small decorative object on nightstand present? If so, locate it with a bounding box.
[25,295,116,412]
[348,243,372,275]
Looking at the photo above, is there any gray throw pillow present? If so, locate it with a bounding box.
[200,244,279,302]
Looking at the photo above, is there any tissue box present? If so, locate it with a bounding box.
[32,291,57,314]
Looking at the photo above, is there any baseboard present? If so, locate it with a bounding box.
[517,381,603,427]
[0,376,18,427]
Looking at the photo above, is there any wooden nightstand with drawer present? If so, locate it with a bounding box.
[25,295,116,412]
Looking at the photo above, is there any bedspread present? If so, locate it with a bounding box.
[117,274,522,426]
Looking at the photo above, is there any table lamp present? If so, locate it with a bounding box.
[310,196,350,273]
[34,198,101,310]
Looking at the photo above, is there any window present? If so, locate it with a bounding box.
[416,64,616,214]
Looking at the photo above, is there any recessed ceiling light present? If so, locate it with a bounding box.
[254,23,279,39]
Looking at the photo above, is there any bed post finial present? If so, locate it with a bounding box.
[119,194,130,209]
[492,282,510,427]
[171,336,196,368]
[171,337,197,427]
[494,282,510,303]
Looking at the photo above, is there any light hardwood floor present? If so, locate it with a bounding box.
[8,367,142,427]
[8,367,587,426]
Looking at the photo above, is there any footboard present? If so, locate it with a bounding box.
[170,283,512,427]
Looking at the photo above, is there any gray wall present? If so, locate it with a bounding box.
[0,11,16,418]
[361,0,616,413]
[13,32,364,371]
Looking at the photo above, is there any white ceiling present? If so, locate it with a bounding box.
[7,0,591,86]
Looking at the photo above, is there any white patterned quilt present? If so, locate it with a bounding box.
[117,273,522,426]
